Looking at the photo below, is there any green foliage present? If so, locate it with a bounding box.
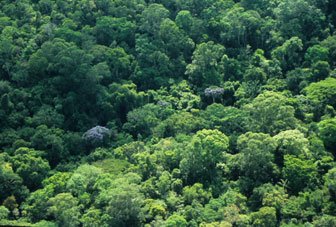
[183,183,212,205]
[47,193,81,227]
[92,158,130,175]
[30,125,67,165]
[318,117,336,151]
[201,104,247,134]
[186,41,225,88]
[123,104,174,138]
[283,155,318,194]
[101,82,144,123]
[140,4,169,36]
[90,45,134,83]
[180,129,229,184]
[152,80,201,111]
[28,105,64,128]
[0,205,9,220]
[274,130,311,166]
[311,60,330,81]
[143,199,167,220]
[305,77,336,109]
[321,35,336,66]
[313,215,336,227]
[96,177,145,227]
[305,45,329,66]
[165,214,188,227]
[244,91,297,135]
[96,16,136,46]
[154,111,206,138]
[66,164,102,196]
[275,0,326,41]
[249,183,288,212]
[281,189,327,221]
[81,208,106,227]
[11,147,50,190]
[218,5,263,48]
[1,0,336,225]
[0,161,29,203]
[271,37,303,72]
[236,132,277,193]
[324,167,336,199]
[33,220,57,227]
[250,206,277,227]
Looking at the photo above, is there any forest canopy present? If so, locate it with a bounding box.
[0,0,336,226]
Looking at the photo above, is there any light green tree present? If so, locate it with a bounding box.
[180,129,229,184]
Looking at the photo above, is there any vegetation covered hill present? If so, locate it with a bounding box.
[0,0,336,226]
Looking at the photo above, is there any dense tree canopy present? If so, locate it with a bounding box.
[0,0,336,226]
